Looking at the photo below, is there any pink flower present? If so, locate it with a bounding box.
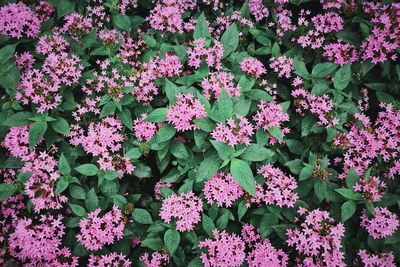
[88,252,132,267]
[159,192,203,232]
[323,41,358,65]
[42,52,84,86]
[246,239,289,267]
[63,13,92,40]
[3,125,33,159]
[203,172,244,207]
[358,249,396,267]
[353,176,386,202]
[36,31,70,55]
[201,71,241,100]
[134,114,159,142]
[166,93,207,132]
[1,194,26,225]
[140,251,170,267]
[248,0,269,21]
[312,12,344,33]
[154,181,172,200]
[156,53,183,77]
[0,2,41,39]
[286,209,346,267]
[35,1,54,21]
[211,115,254,147]
[199,229,246,267]
[360,207,399,239]
[14,52,35,74]
[188,38,224,70]
[240,58,266,78]
[269,56,293,78]
[77,206,125,251]
[147,3,183,33]
[249,164,298,207]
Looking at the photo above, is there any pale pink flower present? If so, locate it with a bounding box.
[212,115,254,147]
[203,172,244,207]
[201,71,241,100]
[360,207,399,239]
[240,57,266,78]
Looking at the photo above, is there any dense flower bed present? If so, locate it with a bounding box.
[0,0,400,266]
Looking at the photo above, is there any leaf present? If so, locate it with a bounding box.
[260,213,278,238]
[132,208,153,224]
[210,140,234,161]
[230,159,256,196]
[156,124,176,143]
[221,23,239,57]
[240,144,275,162]
[117,108,132,130]
[69,204,86,217]
[218,89,233,120]
[69,184,86,200]
[0,183,16,201]
[311,62,338,78]
[299,164,313,181]
[345,167,359,188]
[341,200,356,222]
[334,64,352,90]
[51,118,70,135]
[268,126,283,141]
[194,117,215,132]
[284,159,303,175]
[29,121,47,149]
[56,178,69,195]
[335,188,362,201]
[85,188,98,212]
[164,229,180,256]
[113,14,131,31]
[202,213,215,236]
[196,156,220,182]
[142,34,157,48]
[286,139,304,155]
[59,154,71,175]
[0,44,16,64]
[165,79,180,102]
[141,237,163,251]
[54,0,75,18]
[126,148,142,159]
[294,58,310,79]
[170,141,189,159]
[75,164,99,176]
[314,180,328,202]
[193,12,211,39]
[100,101,116,118]
[146,108,167,122]
[0,65,20,89]
[1,112,32,126]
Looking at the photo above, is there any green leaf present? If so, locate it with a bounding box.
[29,121,47,149]
[69,204,86,217]
[335,188,362,201]
[341,200,356,222]
[69,184,86,200]
[165,79,180,102]
[238,201,247,221]
[0,44,16,64]
[117,108,132,130]
[53,0,75,18]
[314,180,328,202]
[202,213,215,236]
[146,108,167,122]
[2,112,32,127]
[196,156,220,182]
[221,23,239,57]
[113,14,131,31]
[312,62,338,78]
[100,101,116,118]
[268,126,283,141]
[164,229,180,256]
[0,183,16,201]
[334,64,352,90]
[141,237,163,251]
[260,213,278,238]
[299,164,313,181]
[194,117,215,132]
[240,144,275,162]
[126,148,141,159]
[58,154,71,175]
[294,58,310,79]
[156,124,176,143]
[218,89,233,120]
[210,140,234,161]
[230,158,256,196]
[75,164,99,176]
[56,178,69,195]
[193,12,211,39]
[0,65,20,89]
[286,139,304,155]
[284,159,303,175]
[132,208,153,224]
[85,188,98,212]
[143,34,157,48]
[345,167,359,188]
[51,118,70,135]
[170,141,189,159]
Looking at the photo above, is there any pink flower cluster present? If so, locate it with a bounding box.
[9,215,78,266]
[211,115,254,146]
[140,251,170,267]
[35,1,55,21]
[201,71,241,100]
[147,2,184,33]
[248,0,269,21]
[154,181,172,200]
[242,224,289,267]
[63,13,93,40]
[269,56,293,78]
[199,229,246,267]
[134,114,159,142]
[188,38,224,70]
[312,12,344,34]
[292,88,338,127]
[77,206,125,251]
[286,208,346,267]
[166,93,207,132]
[353,176,386,202]
[240,57,266,78]
[42,52,84,86]
[88,253,132,267]
[203,172,244,207]
[358,249,395,267]
[250,164,298,207]
[0,2,40,39]
[360,207,399,239]
[159,192,203,232]
[69,117,134,175]
[323,41,358,65]
[253,100,290,143]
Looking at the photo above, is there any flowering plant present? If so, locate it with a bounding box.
[0,0,400,266]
